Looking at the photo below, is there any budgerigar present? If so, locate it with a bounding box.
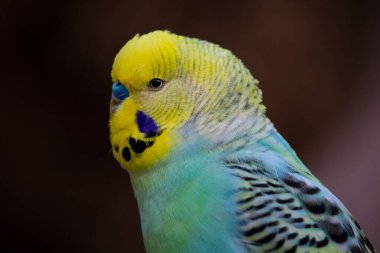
[109,31,375,253]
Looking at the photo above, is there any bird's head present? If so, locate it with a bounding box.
[109,31,265,173]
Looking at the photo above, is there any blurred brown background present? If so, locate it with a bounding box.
[1,0,379,252]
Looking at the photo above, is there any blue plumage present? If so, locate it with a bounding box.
[136,111,159,135]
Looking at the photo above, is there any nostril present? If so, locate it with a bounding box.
[122,147,131,161]
[112,82,129,102]
[114,146,119,152]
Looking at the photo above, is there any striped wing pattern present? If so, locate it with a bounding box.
[224,158,375,253]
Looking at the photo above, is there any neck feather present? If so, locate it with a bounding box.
[130,139,245,253]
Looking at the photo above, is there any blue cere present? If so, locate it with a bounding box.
[112,82,129,102]
[136,111,158,135]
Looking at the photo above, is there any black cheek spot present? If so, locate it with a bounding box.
[122,147,131,161]
[129,137,137,146]
[146,141,155,147]
[131,140,147,153]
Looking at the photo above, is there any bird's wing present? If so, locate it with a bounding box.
[223,152,374,253]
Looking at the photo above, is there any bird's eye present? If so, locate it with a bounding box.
[148,78,164,90]
[112,82,129,102]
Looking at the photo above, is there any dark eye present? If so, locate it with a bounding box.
[149,78,164,90]
[112,82,129,102]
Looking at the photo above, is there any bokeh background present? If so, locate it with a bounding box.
[1,0,379,252]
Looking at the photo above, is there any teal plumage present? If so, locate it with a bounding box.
[109,31,375,253]
[129,123,374,253]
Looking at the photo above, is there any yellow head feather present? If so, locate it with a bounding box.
[109,30,264,173]
[111,31,179,91]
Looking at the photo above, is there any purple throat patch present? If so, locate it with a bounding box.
[136,111,159,135]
